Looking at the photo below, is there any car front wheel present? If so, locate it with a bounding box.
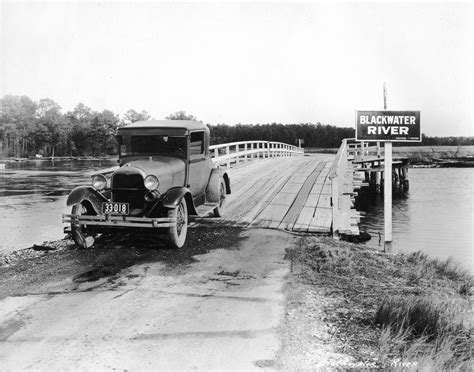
[71,203,96,249]
[167,198,188,248]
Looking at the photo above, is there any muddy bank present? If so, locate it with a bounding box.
[0,224,244,300]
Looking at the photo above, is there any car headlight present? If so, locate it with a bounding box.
[91,174,107,190]
[144,175,159,191]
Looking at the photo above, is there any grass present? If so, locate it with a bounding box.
[375,296,472,370]
[286,237,473,369]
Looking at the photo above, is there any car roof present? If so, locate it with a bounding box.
[120,120,206,131]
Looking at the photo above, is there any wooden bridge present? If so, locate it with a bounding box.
[202,140,364,237]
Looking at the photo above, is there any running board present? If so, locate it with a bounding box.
[195,203,218,217]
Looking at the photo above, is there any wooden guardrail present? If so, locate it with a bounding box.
[330,138,375,237]
[346,138,381,158]
[210,141,304,168]
[328,139,349,237]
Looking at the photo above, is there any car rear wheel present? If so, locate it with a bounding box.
[213,179,226,217]
[71,203,96,249]
[167,198,188,248]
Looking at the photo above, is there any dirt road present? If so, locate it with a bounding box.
[0,228,295,370]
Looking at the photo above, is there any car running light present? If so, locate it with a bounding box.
[144,175,159,191]
[91,174,107,190]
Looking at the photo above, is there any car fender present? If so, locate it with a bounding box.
[66,186,108,214]
[162,187,198,216]
[206,169,231,203]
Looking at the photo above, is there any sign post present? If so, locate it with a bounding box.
[383,83,392,252]
[356,86,421,253]
[384,142,392,252]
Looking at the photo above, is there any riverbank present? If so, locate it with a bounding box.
[284,236,473,369]
[305,145,474,167]
[0,155,118,163]
[1,228,471,369]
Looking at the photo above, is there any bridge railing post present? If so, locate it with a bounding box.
[226,145,230,169]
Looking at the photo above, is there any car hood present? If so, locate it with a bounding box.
[113,156,186,192]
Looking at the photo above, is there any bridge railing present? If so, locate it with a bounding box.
[328,139,349,237]
[346,138,381,158]
[210,141,304,169]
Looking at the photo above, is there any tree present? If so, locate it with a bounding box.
[66,103,94,156]
[36,98,62,118]
[89,110,120,155]
[123,109,151,124]
[34,98,67,157]
[166,111,197,121]
[0,95,37,157]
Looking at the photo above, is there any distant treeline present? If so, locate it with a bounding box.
[1,94,472,158]
[208,123,354,148]
[0,95,151,158]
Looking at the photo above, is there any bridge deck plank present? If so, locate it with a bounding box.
[277,162,325,231]
[203,154,336,235]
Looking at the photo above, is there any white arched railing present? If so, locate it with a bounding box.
[210,140,304,169]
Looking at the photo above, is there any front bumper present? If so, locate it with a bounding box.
[62,214,175,228]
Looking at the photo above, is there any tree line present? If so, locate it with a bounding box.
[1,94,472,158]
[0,95,152,158]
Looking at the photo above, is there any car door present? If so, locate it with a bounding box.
[188,131,208,204]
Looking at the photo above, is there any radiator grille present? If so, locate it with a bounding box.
[112,174,145,210]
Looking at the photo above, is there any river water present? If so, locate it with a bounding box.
[1,161,473,271]
[356,167,473,272]
[0,159,117,255]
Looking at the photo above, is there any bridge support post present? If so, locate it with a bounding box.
[226,146,230,169]
[244,143,248,162]
[375,170,381,193]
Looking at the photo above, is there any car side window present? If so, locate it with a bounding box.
[190,132,204,156]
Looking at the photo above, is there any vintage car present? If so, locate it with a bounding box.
[62,120,231,249]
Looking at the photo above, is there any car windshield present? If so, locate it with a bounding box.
[121,135,186,157]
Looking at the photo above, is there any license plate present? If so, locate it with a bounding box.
[102,202,129,215]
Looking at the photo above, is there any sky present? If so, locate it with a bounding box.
[0,1,472,136]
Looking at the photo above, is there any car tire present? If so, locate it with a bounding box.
[213,179,226,217]
[167,198,188,248]
[71,203,96,249]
